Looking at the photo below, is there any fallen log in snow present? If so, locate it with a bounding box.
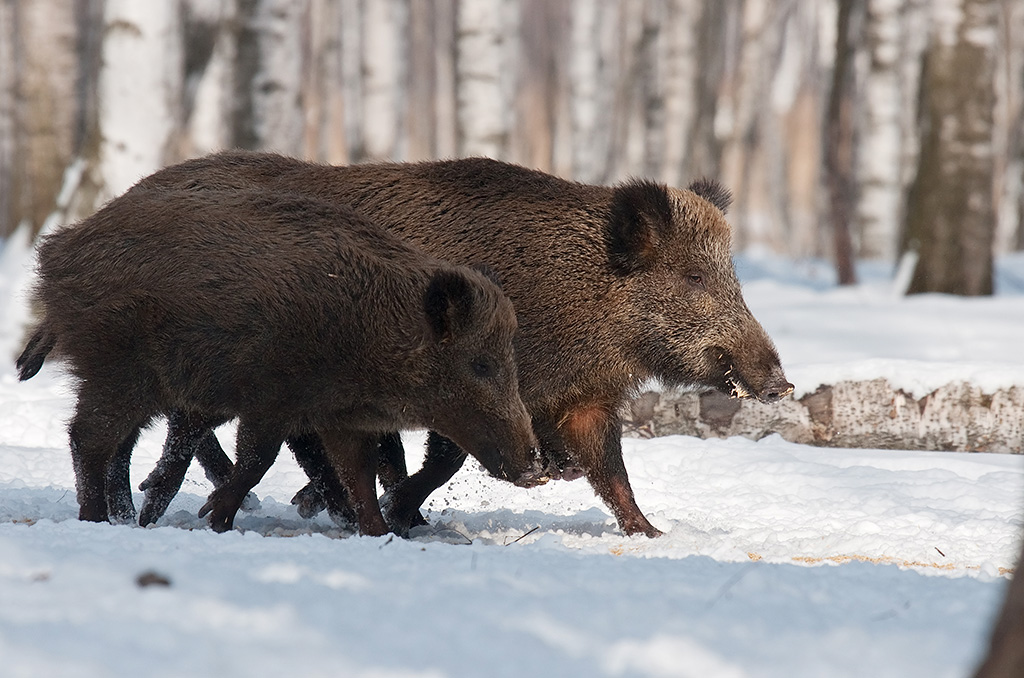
[623,379,1024,453]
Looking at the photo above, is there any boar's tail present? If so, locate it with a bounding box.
[16,329,55,381]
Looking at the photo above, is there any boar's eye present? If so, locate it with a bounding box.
[471,357,494,379]
[686,273,706,290]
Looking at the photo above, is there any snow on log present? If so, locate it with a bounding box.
[623,380,1024,453]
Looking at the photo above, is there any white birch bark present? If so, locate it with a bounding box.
[303,0,347,162]
[362,0,407,160]
[97,0,183,203]
[248,0,305,155]
[183,0,237,157]
[857,0,906,261]
[659,0,698,187]
[456,0,508,158]
[993,0,1024,253]
[569,0,615,183]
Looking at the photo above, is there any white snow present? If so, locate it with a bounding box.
[2,233,1023,677]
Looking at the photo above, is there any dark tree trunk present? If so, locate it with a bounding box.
[902,0,997,296]
[824,0,858,285]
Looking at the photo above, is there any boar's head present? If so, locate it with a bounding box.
[607,178,793,403]
[418,267,550,487]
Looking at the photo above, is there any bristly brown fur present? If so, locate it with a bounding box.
[131,152,790,537]
[687,177,733,214]
[22,188,542,533]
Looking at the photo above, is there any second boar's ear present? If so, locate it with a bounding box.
[425,270,476,341]
[607,179,674,274]
[687,177,733,214]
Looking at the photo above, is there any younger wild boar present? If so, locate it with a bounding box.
[133,152,793,537]
[16,189,545,534]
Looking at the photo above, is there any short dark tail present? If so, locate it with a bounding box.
[16,329,55,381]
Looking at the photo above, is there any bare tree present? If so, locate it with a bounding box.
[825,0,859,285]
[902,0,998,295]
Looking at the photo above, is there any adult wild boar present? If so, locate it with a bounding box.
[135,151,793,537]
[16,188,545,535]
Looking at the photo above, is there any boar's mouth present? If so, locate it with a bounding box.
[710,349,793,403]
[707,349,751,400]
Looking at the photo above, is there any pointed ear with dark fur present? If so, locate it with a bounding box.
[470,263,503,288]
[687,177,732,214]
[425,270,476,341]
[606,179,675,274]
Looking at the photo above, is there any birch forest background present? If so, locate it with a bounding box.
[1,0,1022,293]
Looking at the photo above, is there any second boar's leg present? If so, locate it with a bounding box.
[287,433,358,526]
[559,405,663,538]
[138,411,227,527]
[288,432,416,526]
[381,431,466,535]
[319,430,390,537]
[199,418,285,533]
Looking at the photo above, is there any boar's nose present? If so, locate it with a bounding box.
[513,453,552,489]
[758,372,794,403]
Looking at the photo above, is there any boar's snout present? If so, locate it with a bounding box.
[712,344,793,404]
[512,453,557,489]
[757,365,794,403]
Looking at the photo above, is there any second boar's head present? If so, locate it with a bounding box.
[418,266,550,487]
[606,178,793,403]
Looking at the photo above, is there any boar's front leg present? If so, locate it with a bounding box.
[558,405,662,538]
[287,433,357,527]
[289,431,416,528]
[381,431,466,535]
[139,411,227,526]
[319,430,390,537]
[199,418,284,533]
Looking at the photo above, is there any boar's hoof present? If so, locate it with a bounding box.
[198,497,235,533]
[379,491,428,537]
[621,518,664,538]
[291,483,326,519]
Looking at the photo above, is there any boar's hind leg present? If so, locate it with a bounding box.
[319,431,390,537]
[288,432,411,527]
[199,419,285,533]
[69,393,149,523]
[381,431,465,536]
[138,411,228,526]
[560,407,662,538]
[288,433,357,527]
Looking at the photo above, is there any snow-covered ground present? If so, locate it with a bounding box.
[1,228,1023,678]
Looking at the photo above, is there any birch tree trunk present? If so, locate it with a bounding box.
[825,0,859,285]
[903,0,998,295]
[456,0,509,158]
[0,0,84,238]
[658,0,698,188]
[569,0,616,184]
[231,0,305,155]
[362,0,407,159]
[96,0,184,203]
[857,0,905,261]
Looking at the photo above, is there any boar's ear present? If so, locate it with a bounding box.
[425,270,477,341]
[687,177,732,214]
[470,263,503,288]
[607,179,674,274]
